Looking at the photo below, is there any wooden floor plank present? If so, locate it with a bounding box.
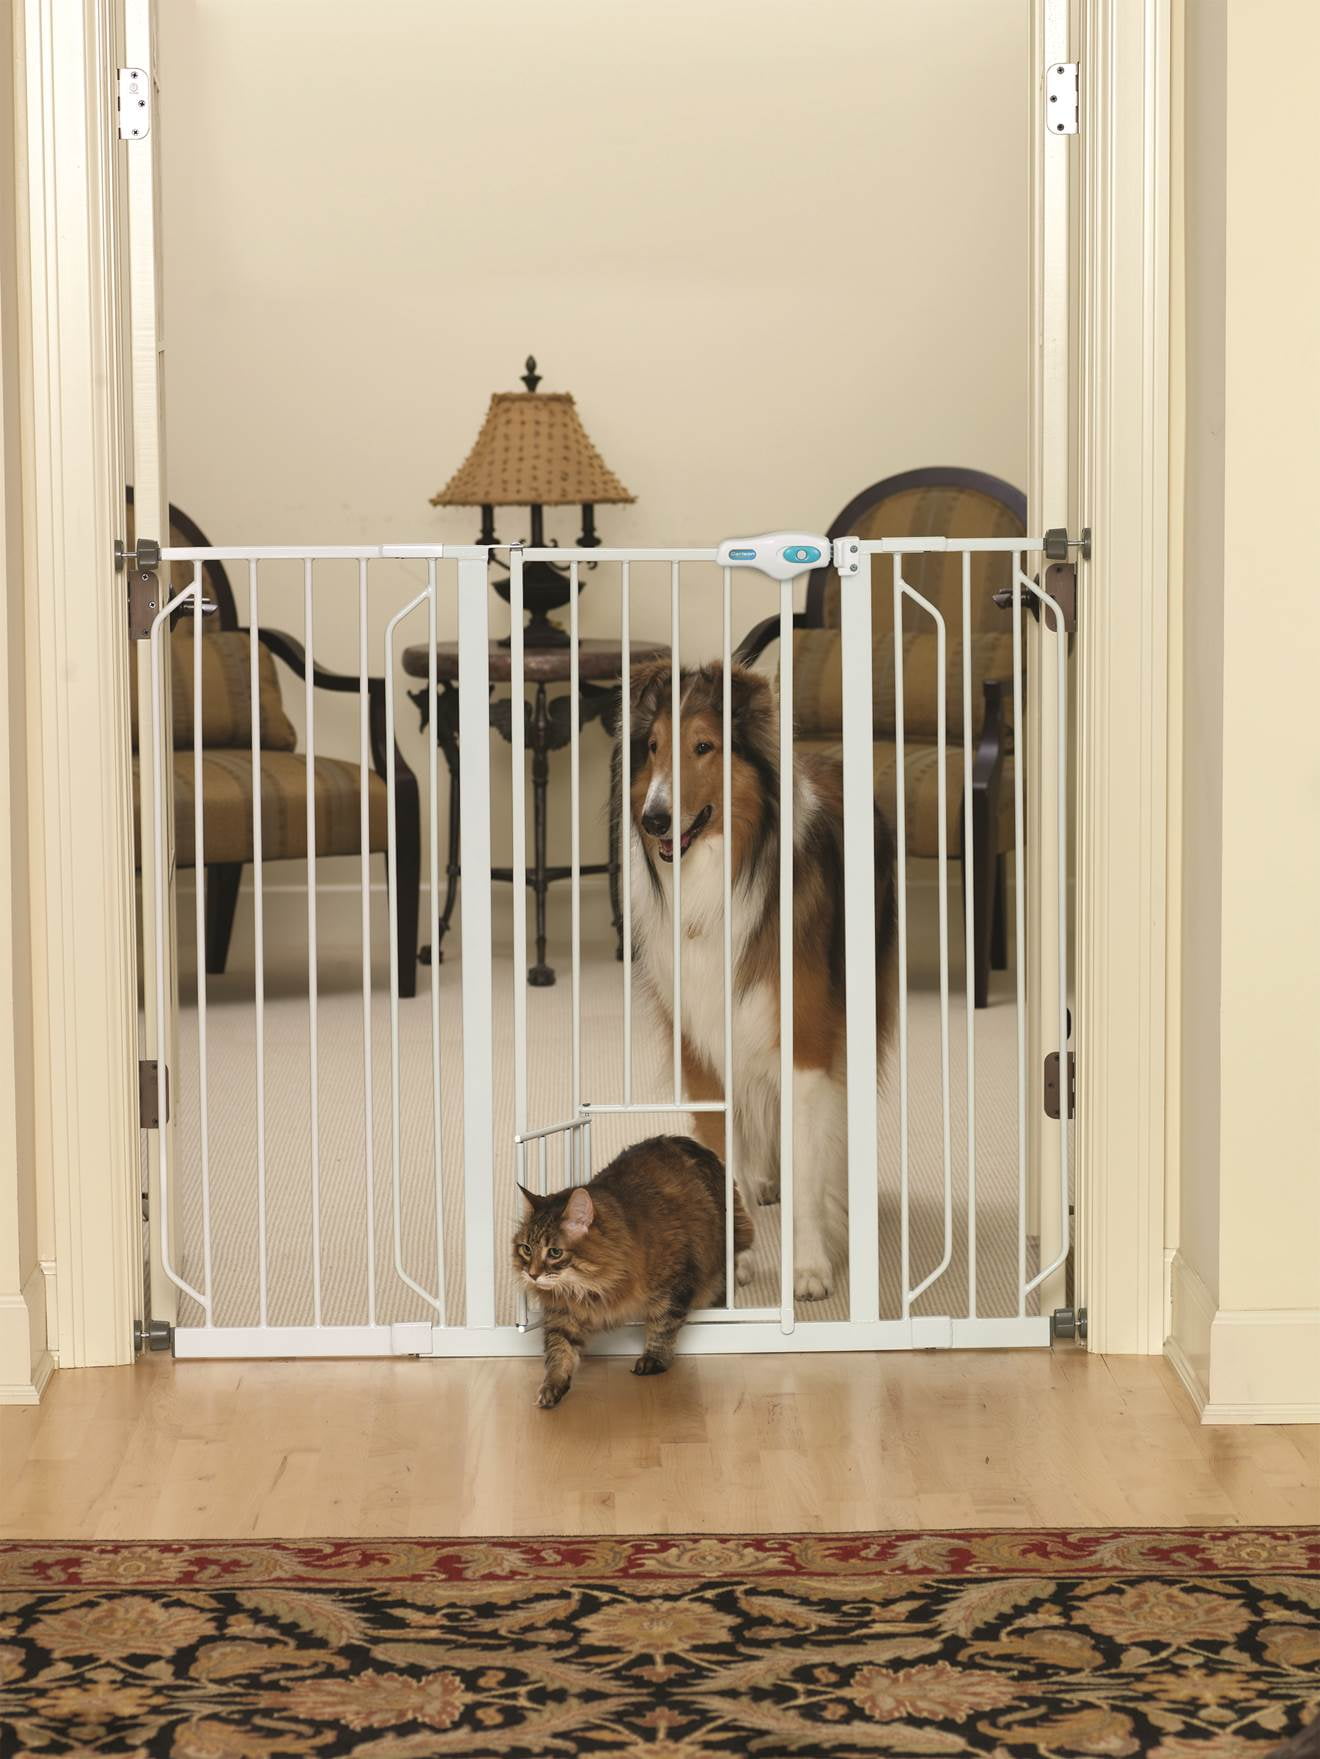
[0,1351,1316,1539]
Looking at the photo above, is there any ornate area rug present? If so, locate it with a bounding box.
[1,1529,1318,1757]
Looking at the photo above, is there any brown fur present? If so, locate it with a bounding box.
[513,1135,754,1407]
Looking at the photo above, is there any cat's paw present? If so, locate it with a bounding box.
[794,1262,834,1302]
[735,1253,754,1287]
[535,1381,570,1409]
[633,1353,671,1376]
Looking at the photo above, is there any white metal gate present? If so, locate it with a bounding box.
[142,530,1071,1360]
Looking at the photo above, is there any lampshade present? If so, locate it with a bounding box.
[430,390,634,509]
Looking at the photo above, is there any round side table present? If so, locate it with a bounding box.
[401,638,666,986]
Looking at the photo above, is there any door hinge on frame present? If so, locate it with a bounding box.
[117,67,151,140]
[1045,61,1079,136]
[139,1060,170,1129]
[1043,1050,1075,1121]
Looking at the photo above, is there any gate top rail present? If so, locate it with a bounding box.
[156,537,1048,565]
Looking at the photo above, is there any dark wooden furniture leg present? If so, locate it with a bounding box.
[433,684,462,965]
[991,852,1009,970]
[205,863,243,976]
[968,678,1008,1010]
[529,683,554,987]
[391,765,421,1001]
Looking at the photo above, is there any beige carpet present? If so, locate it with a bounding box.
[162,871,1043,1337]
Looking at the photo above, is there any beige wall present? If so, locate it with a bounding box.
[1169,0,1320,1418]
[0,0,50,1403]
[158,0,1028,895]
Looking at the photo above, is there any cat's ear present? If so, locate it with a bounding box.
[561,1187,594,1242]
[517,1184,542,1213]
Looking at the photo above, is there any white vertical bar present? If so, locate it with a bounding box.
[358,561,376,1327]
[570,561,581,1117]
[190,567,214,1315]
[1025,569,1073,1293]
[892,558,910,1316]
[458,555,496,1329]
[426,561,445,1324]
[148,585,207,1314]
[510,549,529,1329]
[721,566,735,1308]
[670,562,682,1103]
[1012,557,1029,1313]
[249,561,269,1327]
[621,562,632,1107]
[903,581,953,1304]
[840,551,880,1324]
[385,590,441,1315]
[778,573,794,1335]
[303,560,322,1327]
[962,552,978,1318]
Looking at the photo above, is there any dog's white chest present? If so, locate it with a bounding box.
[629,833,776,1083]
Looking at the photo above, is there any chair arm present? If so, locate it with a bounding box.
[972,678,1010,793]
[245,625,381,698]
[245,625,407,786]
[733,610,810,668]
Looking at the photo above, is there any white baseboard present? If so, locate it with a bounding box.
[1166,1250,1320,1423]
[1165,1249,1214,1411]
[0,1262,53,1404]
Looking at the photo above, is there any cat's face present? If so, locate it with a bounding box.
[513,1185,596,1298]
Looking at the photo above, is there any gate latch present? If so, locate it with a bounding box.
[716,533,831,581]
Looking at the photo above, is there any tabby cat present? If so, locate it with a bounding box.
[513,1135,754,1408]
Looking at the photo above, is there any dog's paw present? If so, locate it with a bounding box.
[535,1381,569,1409]
[735,1253,755,1287]
[794,1263,834,1302]
[756,1178,780,1206]
[632,1353,671,1376]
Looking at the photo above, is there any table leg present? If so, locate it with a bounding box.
[529,682,555,987]
[419,684,462,967]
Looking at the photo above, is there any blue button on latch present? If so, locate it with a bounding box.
[783,545,821,565]
[728,548,758,561]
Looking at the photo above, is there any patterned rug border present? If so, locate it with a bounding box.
[2,1527,1317,1590]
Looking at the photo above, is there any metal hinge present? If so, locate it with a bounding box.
[1043,1050,1075,1121]
[117,67,151,140]
[1046,62,1079,136]
[832,536,861,577]
[139,1060,170,1129]
[116,537,216,639]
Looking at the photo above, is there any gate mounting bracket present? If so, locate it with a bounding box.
[117,67,151,140]
[1045,62,1079,136]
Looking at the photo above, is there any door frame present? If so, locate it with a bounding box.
[12,0,140,1369]
[17,0,1174,1371]
[1070,0,1173,1354]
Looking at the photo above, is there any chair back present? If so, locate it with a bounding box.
[808,466,1026,639]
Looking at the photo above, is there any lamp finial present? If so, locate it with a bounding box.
[521,355,542,393]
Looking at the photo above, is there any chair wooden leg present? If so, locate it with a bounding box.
[205,863,243,976]
[991,852,1008,970]
[970,796,994,1011]
[391,775,421,1001]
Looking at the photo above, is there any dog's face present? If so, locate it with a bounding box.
[624,662,776,866]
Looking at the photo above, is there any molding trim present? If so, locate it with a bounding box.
[1166,1251,1320,1424]
[0,1262,52,1404]
[1165,1248,1213,1411]
[1076,0,1173,1353]
[16,0,140,1366]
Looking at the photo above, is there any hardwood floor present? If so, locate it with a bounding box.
[1,1351,1316,1540]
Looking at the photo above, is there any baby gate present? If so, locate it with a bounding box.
[141,533,1071,1360]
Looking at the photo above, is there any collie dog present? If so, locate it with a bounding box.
[618,660,897,1300]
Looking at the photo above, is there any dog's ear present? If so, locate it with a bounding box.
[728,663,777,737]
[628,657,672,721]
